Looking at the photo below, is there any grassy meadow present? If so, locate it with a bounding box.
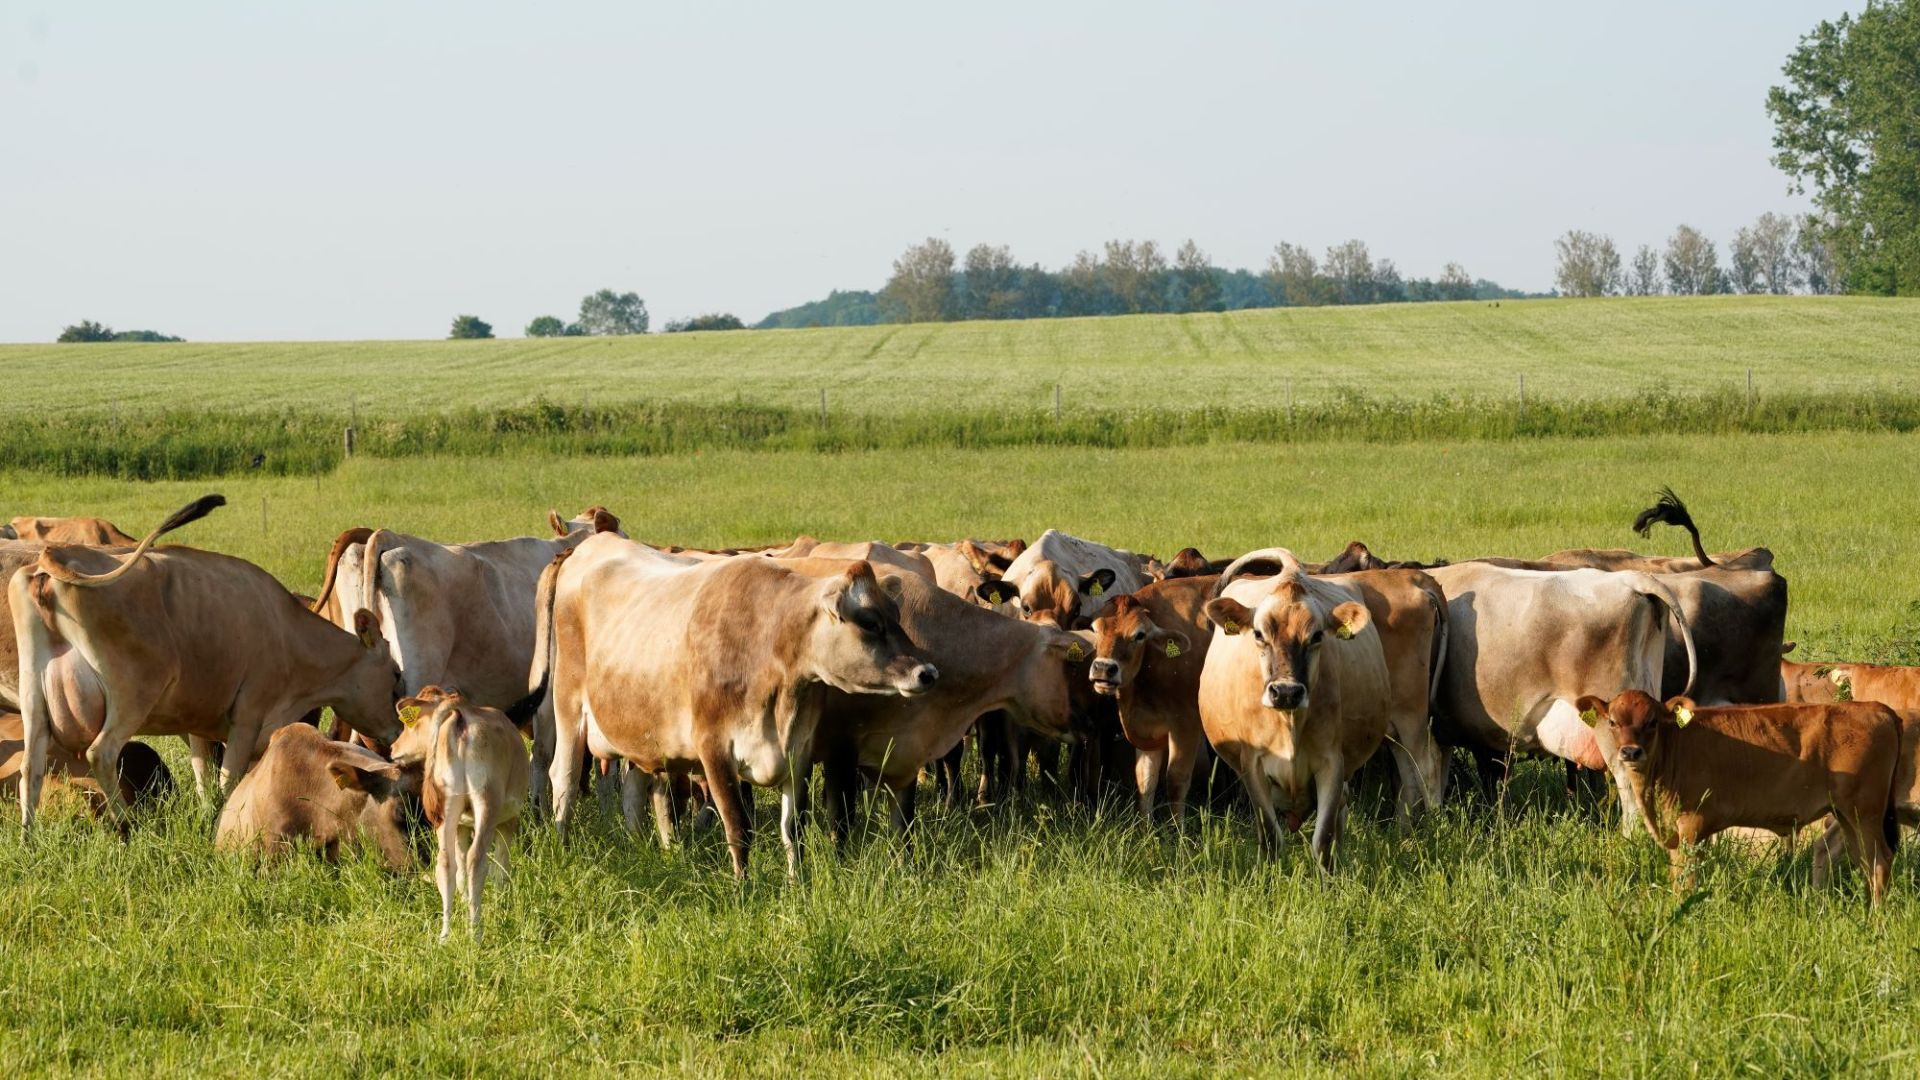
[8,300,1920,1074]
[7,296,1920,419]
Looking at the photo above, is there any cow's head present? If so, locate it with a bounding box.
[975,559,1113,631]
[1163,547,1213,580]
[812,563,939,697]
[388,684,462,767]
[1577,690,1694,768]
[1204,582,1368,712]
[550,506,624,538]
[338,608,406,744]
[1087,594,1190,697]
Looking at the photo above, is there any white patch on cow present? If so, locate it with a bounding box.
[1534,698,1607,770]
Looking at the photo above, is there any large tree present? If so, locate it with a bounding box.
[56,320,115,342]
[1663,225,1724,295]
[1323,239,1376,304]
[1436,262,1475,301]
[576,289,649,335]
[448,314,494,339]
[1768,0,1920,294]
[1627,245,1663,296]
[1553,231,1622,297]
[882,237,957,322]
[1729,212,1801,294]
[1101,239,1167,314]
[1264,242,1321,306]
[962,243,1022,319]
[1174,239,1222,312]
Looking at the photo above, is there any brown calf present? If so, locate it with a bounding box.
[214,723,422,869]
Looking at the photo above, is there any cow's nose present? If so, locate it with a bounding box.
[1089,659,1119,680]
[913,664,939,689]
[1619,745,1644,763]
[1263,681,1306,710]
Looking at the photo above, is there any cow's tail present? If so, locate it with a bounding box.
[1213,547,1303,595]
[310,526,374,615]
[1423,579,1449,703]
[1631,573,1697,698]
[436,700,472,799]
[507,547,572,727]
[355,528,397,628]
[1632,486,1714,568]
[34,494,225,587]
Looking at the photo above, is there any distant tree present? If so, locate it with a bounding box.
[1729,212,1801,295]
[1371,258,1406,303]
[754,289,890,329]
[1625,245,1663,296]
[1553,230,1623,297]
[1058,250,1107,316]
[1100,239,1167,314]
[1174,239,1223,312]
[56,320,115,343]
[1663,225,1724,295]
[881,237,957,322]
[576,289,649,335]
[1264,242,1321,306]
[1797,216,1840,294]
[449,314,494,339]
[662,313,746,332]
[525,315,568,337]
[109,330,184,342]
[1435,262,1475,302]
[1768,1,1920,294]
[962,243,1022,319]
[1324,239,1376,305]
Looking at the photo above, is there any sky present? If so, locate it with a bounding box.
[0,1,1850,342]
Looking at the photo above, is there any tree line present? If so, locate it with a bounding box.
[1552,213,1838,298]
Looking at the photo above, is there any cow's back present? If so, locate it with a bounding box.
[1658,567,1787,704]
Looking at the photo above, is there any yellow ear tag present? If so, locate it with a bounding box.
[1673,705,1693,728]
[1223,619,1240,634]
[399,704,423,728]
[1335,624,1356,640]
[1163,640,1183,659]
[989,590,1005,605]
[1579,708,1599,726]
[1088,582,1104,597]
[1067,642,1086,662]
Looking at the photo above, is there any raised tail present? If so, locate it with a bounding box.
[1212,547,1304,595]
[1632,486,1714,568]
[34,494,225,587]
[355,528,397,629]
[309,526,375,616]
[1631,573,1697,699]
[506,547,572,727]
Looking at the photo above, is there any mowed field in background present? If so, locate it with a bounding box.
[7,296,1920,417]
[7,435,1920,1074]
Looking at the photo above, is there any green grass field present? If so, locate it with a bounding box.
[9,297,1920,1075]
[9,296,1920,418]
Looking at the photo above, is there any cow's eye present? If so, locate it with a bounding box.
[1130,631,1147,643]
[1309,630,1325,646]
[1251,629,1264,644]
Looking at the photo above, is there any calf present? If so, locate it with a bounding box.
[1200,550,1392,868]
[1577,690,1899,905]
[391,687,529,942]
[1088,580,1215,820]
[1820,662,1920,711]
[1778,645,1842,704]
[215,722,422,869]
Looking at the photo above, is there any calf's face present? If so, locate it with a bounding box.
[1087,595,1189,697]
[1205,582,1368,713]
[1578,690,1692,769]
[813,563,939,697]
[977,560,1115,631]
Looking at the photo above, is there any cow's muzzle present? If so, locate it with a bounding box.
[1263,681,1307,711]
[1089,658,1122,695]
[895,662,939,696]
[1618,745,1645,764]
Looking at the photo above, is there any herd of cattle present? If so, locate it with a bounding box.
[3,488,1917,939]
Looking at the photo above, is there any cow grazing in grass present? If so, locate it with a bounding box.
[1579,690,1899,905]
[215,722,422,869]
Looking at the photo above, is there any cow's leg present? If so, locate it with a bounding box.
[436,788,466,941]
[819,744,859,853]
[649,773,677,851]
[1307,766,1348,872]
[465,799,498,941]
[1811,818,1847,889]
[214,717,269,799]
[1383,736,1425,831]
[619,761,646,836]
[547,700,586,835]
[1668,814,1704,893]
[1133,745,1166,820]
[701,754,752,880]
[1164,728,1203,826]
[527,698,554,819]
[15,660,52,837]
[778,757,810,881]
[935,737,965,811]
[1236,758,1286,857]
[888,780,919,858]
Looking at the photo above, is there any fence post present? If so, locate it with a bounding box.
[1518,375,1526,422]
[344,425,356,458]
[260,496,268,535]
[1054,383,1062,421]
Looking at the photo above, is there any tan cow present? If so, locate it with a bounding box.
[214,722,422,869]
[2,712,172,819]
[1199,550,1392,867]
[390,687,528,942]
[12,495,403,830]
[1087,578,1217,820]
[1814,708,1920,887]
[1779,644,1843,704]
[1578,691,1899,905]
[1818,662,1920,712]
[2,516,138,546]
[766,537,938,582]
[986,529,1153,631]
[528,535,939,877]
[796,565,1083,844]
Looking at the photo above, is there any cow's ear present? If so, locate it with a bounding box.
[1330,601,1371,640]
[1780,640,1797,655]
[1154,628,1192,659]
[1045,630,1093,665]
[1575,695,1609,727]
[547,509,568,537]
[975,580,1013,608]
[956,540,992,575]
[591,508,621,535]
[1204,598,1253,636]
[1663,696,1699,727]
[352,608,380,648]
[327,759,400,797]
[877,573,905,601]
[1079,568,1117,598]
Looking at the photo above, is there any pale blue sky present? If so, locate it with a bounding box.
[1,2,1846,341]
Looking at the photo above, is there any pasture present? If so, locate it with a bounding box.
[6,432,1920,1074]
[9,296,1920,419]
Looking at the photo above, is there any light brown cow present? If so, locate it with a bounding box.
[214,722,422,869]
[895,539,1024,601]
[12,495,404,830]
[2,712,172,819]
[985,530,1153,631]
[1817,662,1920,712]
[1779,644,1843,704]
[1200,550,1393,867]
[1814,708,1920,887]
[390,687,529,942]
[1577,690,1899,905]
[2,516,138,546]
[528,535,939,877]
[768,537,938,582]
[1087,578,1215,820]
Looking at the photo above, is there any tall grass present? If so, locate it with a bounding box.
[19,387,1920,479]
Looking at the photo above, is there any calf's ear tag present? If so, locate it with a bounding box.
[989,589,1005,605]
[1164,640,1183,658]
[1334,623,1357,640]
[1673,705,1693,728]
[1088,582,1105,597]
[399,704,423,728]
[1579,707,1599,726]
[1066,641,1086,662]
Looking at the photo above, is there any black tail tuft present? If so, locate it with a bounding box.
[154,494,227,539]
[1631,486,1693,539]
[504,674,549,731]
[1886,797,1901,856]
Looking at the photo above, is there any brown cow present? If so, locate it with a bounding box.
[214,722,422,869]
[1815,708,1920,887]
[528,535,939,877]
[2,712,172,819]
[1819,662,1920,712]
[1779,644,1843,705]
[2,516,138,546]
[12,495,404,831]
[1087,579,1216,820]
[1577,690,1899,905]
